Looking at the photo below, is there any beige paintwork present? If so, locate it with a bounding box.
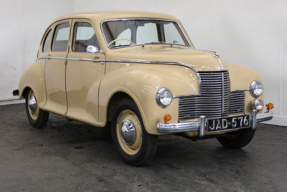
[18,11,265,136]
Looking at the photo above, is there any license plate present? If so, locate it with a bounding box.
[207,115,250,132]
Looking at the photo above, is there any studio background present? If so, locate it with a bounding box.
[0,0,286,125]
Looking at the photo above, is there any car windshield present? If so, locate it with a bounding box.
[102,19,190,48]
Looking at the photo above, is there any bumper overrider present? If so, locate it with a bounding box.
[157,109,273,136]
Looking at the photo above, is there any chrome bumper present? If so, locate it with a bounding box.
[157,110,273,136]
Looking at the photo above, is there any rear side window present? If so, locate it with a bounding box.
[72,22,100,52]
[52,22,70,52]
[42,30,52,52]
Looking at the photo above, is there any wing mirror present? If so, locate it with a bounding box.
[86,45,105,55]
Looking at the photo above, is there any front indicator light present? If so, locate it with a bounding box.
[251,99,264,111]
[164,114,172,123]
[266,102,274,113]
[267,102,274,110]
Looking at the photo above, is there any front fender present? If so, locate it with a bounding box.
[19,60,46,107]
[228,63,264,114]
[99,63,199,134]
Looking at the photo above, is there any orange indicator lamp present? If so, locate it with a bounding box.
[266,103,274,110]
[164,114,172,123]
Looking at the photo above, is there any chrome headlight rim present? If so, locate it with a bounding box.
[249,80,264,98]
[156,88,173,108]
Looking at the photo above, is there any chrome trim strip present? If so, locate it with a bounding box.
[66,58,93,62]
[231,89,250,92]
[194,49,224,70]
[171,47,225,70]
[157,111,274,133]
[174,88,250,99]
[222,73,225,115]
[100,18,192,49]
[36,57,198,73]
[37,56,66,60]
[173,94,200,99]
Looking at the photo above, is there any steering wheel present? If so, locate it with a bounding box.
[108,38,134,46]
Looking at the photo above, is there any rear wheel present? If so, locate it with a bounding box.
[111,98,158,166]
[25,89,49,128]
[216,128,255,149]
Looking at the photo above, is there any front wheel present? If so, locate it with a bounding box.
[216,128,255,149]
[25,89,49,128]
[111,98,158,166]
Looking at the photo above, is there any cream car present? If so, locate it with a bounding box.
[13,11,274,166]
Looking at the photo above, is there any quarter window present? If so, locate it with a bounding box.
[72,22,100,52]
[42,30,52,52]
[51,22,70,52]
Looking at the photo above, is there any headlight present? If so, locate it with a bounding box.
[251,99,264,111]
[249,80,263,98]
[156,88,173,108]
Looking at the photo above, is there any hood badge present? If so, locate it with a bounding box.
[213,53,220,58]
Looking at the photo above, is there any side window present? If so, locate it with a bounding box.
[42,30,52,52]
[51,22,70,52]
[73,22,100,52]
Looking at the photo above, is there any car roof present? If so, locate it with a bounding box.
[51,11,178,24]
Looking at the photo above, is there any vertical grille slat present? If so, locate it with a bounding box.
[179,71,246,121]
[179,71,231,121]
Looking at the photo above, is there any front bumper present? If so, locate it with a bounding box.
[157,110,273,136]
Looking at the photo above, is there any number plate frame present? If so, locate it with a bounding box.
[207,115,251,133]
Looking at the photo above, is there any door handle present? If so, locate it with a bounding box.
[48,54,51,60]
[93,57,104,65]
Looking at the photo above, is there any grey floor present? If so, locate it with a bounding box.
[0,104,286,192]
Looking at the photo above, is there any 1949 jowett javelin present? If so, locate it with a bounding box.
[13,11,274,166]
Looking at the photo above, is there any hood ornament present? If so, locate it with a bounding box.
[213,53,220,58]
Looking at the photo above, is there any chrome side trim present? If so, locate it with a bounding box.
[66,58,93,62]
[37,56,66,60]
[100,18,192,49]
[36,57,199,73]
[231,89,250,92]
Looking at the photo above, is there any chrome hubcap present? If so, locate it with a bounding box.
[121,119,136,145]
[29,95,37,114]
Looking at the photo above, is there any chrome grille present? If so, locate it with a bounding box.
[179,71,230,121]
[229,92,245,114]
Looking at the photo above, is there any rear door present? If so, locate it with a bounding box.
[43,20,72,115]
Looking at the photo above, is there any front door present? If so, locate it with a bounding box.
[43,20,71,115]
[66,19,105,126]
